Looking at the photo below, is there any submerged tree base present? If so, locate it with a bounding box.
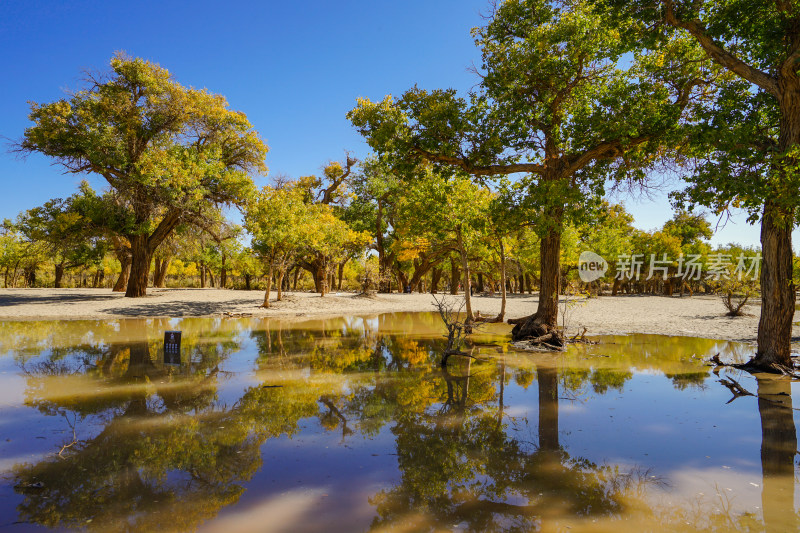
[710,352,800,377]
[510,316,565,351]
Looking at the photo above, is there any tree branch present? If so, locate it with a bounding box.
[411,146,545,176]
[662,0,779,96]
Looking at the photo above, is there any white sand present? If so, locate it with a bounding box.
[1,287,797,344]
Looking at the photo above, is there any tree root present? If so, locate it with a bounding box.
[709,352,800,378]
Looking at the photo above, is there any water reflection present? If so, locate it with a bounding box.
[756,374,797,533]
[0,314,796,531]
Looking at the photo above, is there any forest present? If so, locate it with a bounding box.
[4,0,800,373]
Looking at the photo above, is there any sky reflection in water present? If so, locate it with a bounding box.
[0,312,796,532]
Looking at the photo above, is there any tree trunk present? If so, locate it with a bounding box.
[200,261,207,288]
[153,257,170,288]
[220,253,227,289]
[456,225,473,325]
[498,237,507,321]
[431,267,442,294]
[337,261,345,290]
[262,263,273,308]
[450,257,460,295]
[535,224,562,327]
[293,265,301,290]
[54,263,65,288]
[509,207,563,341]
[751,81,800,369]
[125,236,152,298]
[276,269,285,301]
[752,201,795,369]
[244,273,252,291]
[113,256,131,292]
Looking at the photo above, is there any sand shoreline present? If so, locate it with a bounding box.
[1,287,797,345]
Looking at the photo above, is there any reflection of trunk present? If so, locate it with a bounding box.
[753,201,795,369]
[538,366,559,451]
[756,376,797,533]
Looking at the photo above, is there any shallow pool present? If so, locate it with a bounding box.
[0,313,796,532]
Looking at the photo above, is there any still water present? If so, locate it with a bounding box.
[0,313,797,532]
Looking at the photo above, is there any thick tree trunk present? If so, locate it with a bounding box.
[244,273,252,291]
[430,267,442,294]
[751,82,800,369]
[200,261,207,288]
[450,257,460,295]
[125,237,152,298]
[220,253,227,289]
[54,263,65,289]
[756,376,797,532]
[534,225,562,327]
[753,202,795,369]
[509,206,563,342]
[337,261,345,290]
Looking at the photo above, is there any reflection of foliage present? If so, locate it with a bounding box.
[7,314,739,531]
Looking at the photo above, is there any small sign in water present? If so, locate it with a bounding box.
[164,330,182,366]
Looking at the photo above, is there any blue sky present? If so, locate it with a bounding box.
[0,0,781,247]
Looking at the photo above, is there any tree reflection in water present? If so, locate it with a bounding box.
[755,374,797,533]
[4,316,798,531]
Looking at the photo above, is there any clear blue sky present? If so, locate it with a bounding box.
[0,0,783,248]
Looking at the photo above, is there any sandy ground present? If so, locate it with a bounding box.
[1,287,798,344]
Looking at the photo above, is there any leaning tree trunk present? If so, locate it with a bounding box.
[430,267,442,294]
[125,236,152,298]
[153,257,170,288]
[113,256,131,292]
[262,262,273,308]
[276,268,285,301]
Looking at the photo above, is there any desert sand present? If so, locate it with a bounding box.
[1,287,797,345]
